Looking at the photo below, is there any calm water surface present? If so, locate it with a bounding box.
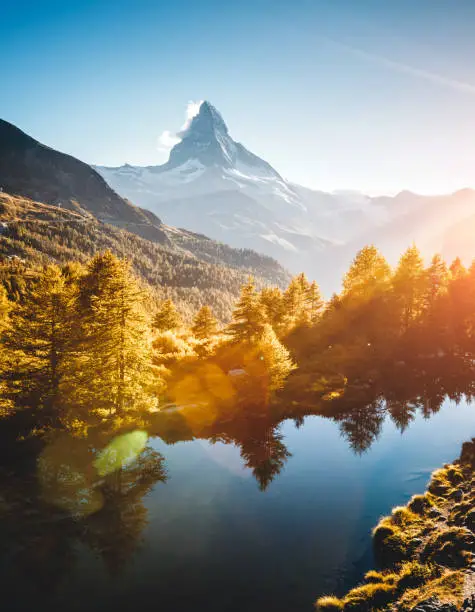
[3,399,475,612]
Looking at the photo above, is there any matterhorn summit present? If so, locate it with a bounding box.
[166,101,236,169]
[95,101,394,275]
[164,101,282,179]
[95,100,318,261]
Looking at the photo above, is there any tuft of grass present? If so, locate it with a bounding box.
[428,465,464,497]
[407,494,434,515]
[364,569,397,585]
[343,582,397,610]
[396,561,439,591]
[449,500,471,526]
[397,570,464,610]
[314,595,344,611]
[428,467,454,496]
[465,508,475,532]
[422,527,474,567]
[446,466,464,486]
[363,570,384,584]
[372,521,411,567]
[390,506,419,527]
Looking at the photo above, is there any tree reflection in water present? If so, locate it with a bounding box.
[1,352,475,605]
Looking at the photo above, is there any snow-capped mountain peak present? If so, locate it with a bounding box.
[94,101,368,269]
[163,100,281,181]
[166,100,234,170]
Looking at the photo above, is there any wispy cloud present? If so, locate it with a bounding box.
[158,130,181,149]
[328,38,475,95]
[158,100,203,151]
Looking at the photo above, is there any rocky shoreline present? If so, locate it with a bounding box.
[315,439,475,611]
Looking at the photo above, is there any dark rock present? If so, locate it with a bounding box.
[411,597,457,611]
[461,595,475,611]
[466,510,475,533]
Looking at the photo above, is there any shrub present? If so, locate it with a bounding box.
[152,330,195,362]
[315,595,344,611]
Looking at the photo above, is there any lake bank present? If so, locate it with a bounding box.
[316,439,475,611]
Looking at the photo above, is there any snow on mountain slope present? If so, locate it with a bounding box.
[95,102,359,269]
[96,101,475,289]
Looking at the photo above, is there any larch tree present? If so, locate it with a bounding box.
[72,252,153,415]
[283,273,312,329]
[260,287,286,334]
[447,257,472,348]
[227,279,267,343]
[422,254,450,345]
[256,324,296,392]
[307,281,324,324]
[6,265,73,405]
[192,305,218,340]
[153,299,182,332]
[0,284,12,414]
[392,245,427,331]
[342,245,391,301]
[449,257,467,280]
[426,254,449,306]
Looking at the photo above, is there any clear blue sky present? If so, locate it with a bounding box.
[3,0,475,194]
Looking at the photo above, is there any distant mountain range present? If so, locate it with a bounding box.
[0,118,289,318]
[96,101,475,291]
[2,106,475,296]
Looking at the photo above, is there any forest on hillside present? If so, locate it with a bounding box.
[1,240,475,436]
[0,193,289,321]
